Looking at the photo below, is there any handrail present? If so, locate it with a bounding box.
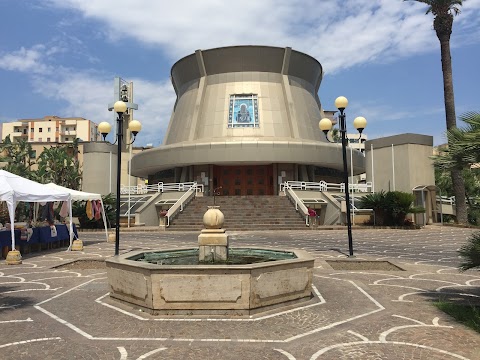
[165,182,198,227]
[282,183,310,226]
[435,196,480,206]
[436,195,456,205]
[280,181,372,193]
[121,182,204,195]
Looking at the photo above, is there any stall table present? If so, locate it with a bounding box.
[1,224,78,258]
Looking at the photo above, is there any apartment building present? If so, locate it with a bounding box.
[1,116,100,143]
[347,133,368,152]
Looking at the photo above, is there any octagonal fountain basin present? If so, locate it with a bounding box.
[105,247,314,315]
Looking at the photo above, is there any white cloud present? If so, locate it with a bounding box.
[44,0,480,72]
[31,68,175,146]
[4,0,479,146]
[128,79,176,146]
[0,45,52,74]
[349,102,444,125]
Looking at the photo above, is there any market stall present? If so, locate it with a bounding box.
[0,170,72,264]
[45,183,109,242]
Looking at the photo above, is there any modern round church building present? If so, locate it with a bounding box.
[131,46,365,196]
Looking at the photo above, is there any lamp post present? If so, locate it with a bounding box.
[98,101,141,256]
[319,96,366,257]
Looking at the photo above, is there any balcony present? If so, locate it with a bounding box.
[59,130,77,136]
[11,131,28,138]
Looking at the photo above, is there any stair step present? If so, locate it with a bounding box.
[167,195,307,231]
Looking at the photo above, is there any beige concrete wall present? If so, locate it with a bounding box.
[132,140,366,179]
[82,142,117,195]
[365,134,434,194]
[76,121,90,141]
[134,192,163,226]
[2,123,16,140]
[164,72,325,145]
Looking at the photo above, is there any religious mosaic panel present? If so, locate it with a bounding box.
[228,94,259,128]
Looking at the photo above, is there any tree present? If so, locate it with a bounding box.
[329,127,341,143]
[458,232,480,271]
[434,112,480,224]
[36,139,82,189]
[435,112,480,167]
[0,135,36,179]
[406,0,467,224]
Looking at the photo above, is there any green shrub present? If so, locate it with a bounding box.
[458,231,480,271]
[385,191,425,226]
[359,191,387,225]
[359,191,424,226]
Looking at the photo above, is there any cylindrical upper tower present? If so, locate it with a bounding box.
[165,45,324,145]
[131,46,365,179]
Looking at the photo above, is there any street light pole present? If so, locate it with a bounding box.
[99,101,142,257]
[319,96,367,257]
[338,107,354,256]
[114,108,124,256]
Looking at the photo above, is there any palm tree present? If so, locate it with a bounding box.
[406,0,467,224]
[434,112,480,224]
[434,112,480,168]
[36,140,82,189]
[0,135,36,179]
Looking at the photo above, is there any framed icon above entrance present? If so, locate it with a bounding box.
[213,165,273,196]
[228,94,259,128]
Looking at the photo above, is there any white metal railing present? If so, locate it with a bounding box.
[280,181,372,194]
[121,182,204,195]
[120,196,148,216]
[284,187,310,226]
[165,183,198,227]
[436,196,480,206]
[437,196,456,205]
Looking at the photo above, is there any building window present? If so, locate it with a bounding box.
[55,137,59,142]
[23,129,27,134]
[47,137,51,142]
[31,128,34,133]
[39,128,43,133]
[56,127,59,131]
[73,126,76,131]
[38,138,42,142]
[228,94,259,128]
[48,127,51,132]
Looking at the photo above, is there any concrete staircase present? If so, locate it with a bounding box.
[167,195,307,231]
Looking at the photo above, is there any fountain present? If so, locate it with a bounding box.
[105,207,314,315]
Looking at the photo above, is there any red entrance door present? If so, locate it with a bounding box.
[213,165,273,196]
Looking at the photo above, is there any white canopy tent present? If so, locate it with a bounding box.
[0,170,72,253]
[45,183,109,242]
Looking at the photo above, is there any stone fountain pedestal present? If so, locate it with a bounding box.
[105,205,314,315]
[198,206,228,262]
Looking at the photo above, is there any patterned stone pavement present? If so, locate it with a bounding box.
[1,226,479,359]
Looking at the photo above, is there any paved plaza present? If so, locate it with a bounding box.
[1,226,480,359]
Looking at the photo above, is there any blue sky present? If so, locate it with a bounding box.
[0,0,479,146]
